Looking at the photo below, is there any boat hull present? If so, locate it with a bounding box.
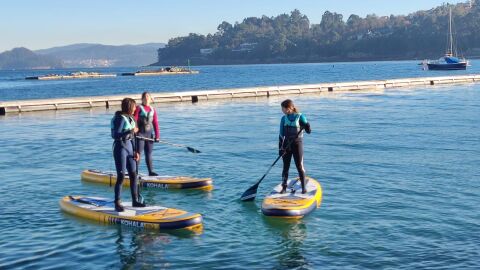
[427,62,467,70]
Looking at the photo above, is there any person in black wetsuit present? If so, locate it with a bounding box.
[111,98,146,212]
[279,99,312,194]
[134,92,160,176]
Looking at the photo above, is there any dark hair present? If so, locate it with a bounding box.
[121,98,136,114]
[141,91,150,100]
[281,99,299,113]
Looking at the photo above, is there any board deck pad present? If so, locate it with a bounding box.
[261,177,322,217]
[60,196,203,230]
[69,196,167,216]
[270,178,317,198]
[81,169,213,190]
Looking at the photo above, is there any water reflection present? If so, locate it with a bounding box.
[263,217,309,270]
[114,224,203,269]
[115,226,170,269]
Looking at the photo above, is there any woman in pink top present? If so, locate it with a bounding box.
[134,92,160,176]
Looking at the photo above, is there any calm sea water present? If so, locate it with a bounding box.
[1,60,480,101]
[0,63,479,269]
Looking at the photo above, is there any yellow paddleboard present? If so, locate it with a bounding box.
[81,169,213,190]
[261,177,322,218]
[60,196,203,230]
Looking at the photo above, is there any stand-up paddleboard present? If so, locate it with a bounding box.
[261,177,322,218]
[60,196,203,230]
[81,169,213,190]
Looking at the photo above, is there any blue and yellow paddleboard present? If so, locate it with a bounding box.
[261,177,322,218]
[81,169,213,190]
[60,196,203,230]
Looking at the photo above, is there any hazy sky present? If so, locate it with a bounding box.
[0,0,466,52]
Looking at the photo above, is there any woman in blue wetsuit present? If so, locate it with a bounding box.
[111,98,146,212]
[279,99,311,194]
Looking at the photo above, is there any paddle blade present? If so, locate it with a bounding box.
[240,182,260,201]
[187,147,201,154]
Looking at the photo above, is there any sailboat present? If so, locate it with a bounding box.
[426,8,468,70]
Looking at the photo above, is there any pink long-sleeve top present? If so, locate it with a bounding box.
[134,105,160,140]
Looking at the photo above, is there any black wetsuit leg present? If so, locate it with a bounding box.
[137,138,145,170]
[282,140,306,191]
[137,133,155,174]
[291,140,306,191]
[126,154,138,203]
[144,140,154,174]
[282,148,293,189]
[113,141,138,202]
[113,143,127,202]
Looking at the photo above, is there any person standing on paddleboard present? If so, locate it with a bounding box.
[279,99,311,194]
[111,98,146,212]
[134,92,160,176]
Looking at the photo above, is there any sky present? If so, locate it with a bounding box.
[0,0,467,52]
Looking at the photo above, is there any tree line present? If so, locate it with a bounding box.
[154,1,480,65]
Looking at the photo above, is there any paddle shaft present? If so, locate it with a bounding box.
[240,128,304,201]
[134,134,144,204]
[254,130,302,186]
[69,196,101,207]
[136,136,201,153]
[137,136,183,147]
[255,153,284,186]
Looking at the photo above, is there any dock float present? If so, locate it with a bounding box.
[121,70,199,76]
[26,72,116,80]
[1,74,479,115]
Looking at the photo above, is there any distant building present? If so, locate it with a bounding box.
[232,43,258,52]
[200,48,214,55]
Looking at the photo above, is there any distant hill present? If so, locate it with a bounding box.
[35,43,165,67]
[0,47,63,70]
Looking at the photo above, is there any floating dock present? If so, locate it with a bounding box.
[26,72,117,80]
[121,70,199,76]
[2,74,479,115]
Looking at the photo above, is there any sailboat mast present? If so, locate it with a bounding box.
[448,8,453,56]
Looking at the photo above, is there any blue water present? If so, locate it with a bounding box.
[1,60,480,101]
[0,64,479,269]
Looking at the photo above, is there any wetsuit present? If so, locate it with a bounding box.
[111,112,140,203]
[134,105,160,175]
[279,113,311,192]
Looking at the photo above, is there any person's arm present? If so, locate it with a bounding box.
[133,106,140,122]
[112,116,134,140]
[279,116,285,139]
[152,108,160,140]
[299,114,311,134]
[279,116,285,155]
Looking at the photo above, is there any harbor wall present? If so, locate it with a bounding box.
[1,74,479,115]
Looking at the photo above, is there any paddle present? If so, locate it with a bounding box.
[69,196,103,207]
[136,136,201,153]
[134,135,145,205]
[240,128,303,201]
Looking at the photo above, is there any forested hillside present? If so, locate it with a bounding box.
[154,2,480,65]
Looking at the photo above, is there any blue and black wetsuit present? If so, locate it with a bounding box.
[111,111,139,204]
[279,113,311,193]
